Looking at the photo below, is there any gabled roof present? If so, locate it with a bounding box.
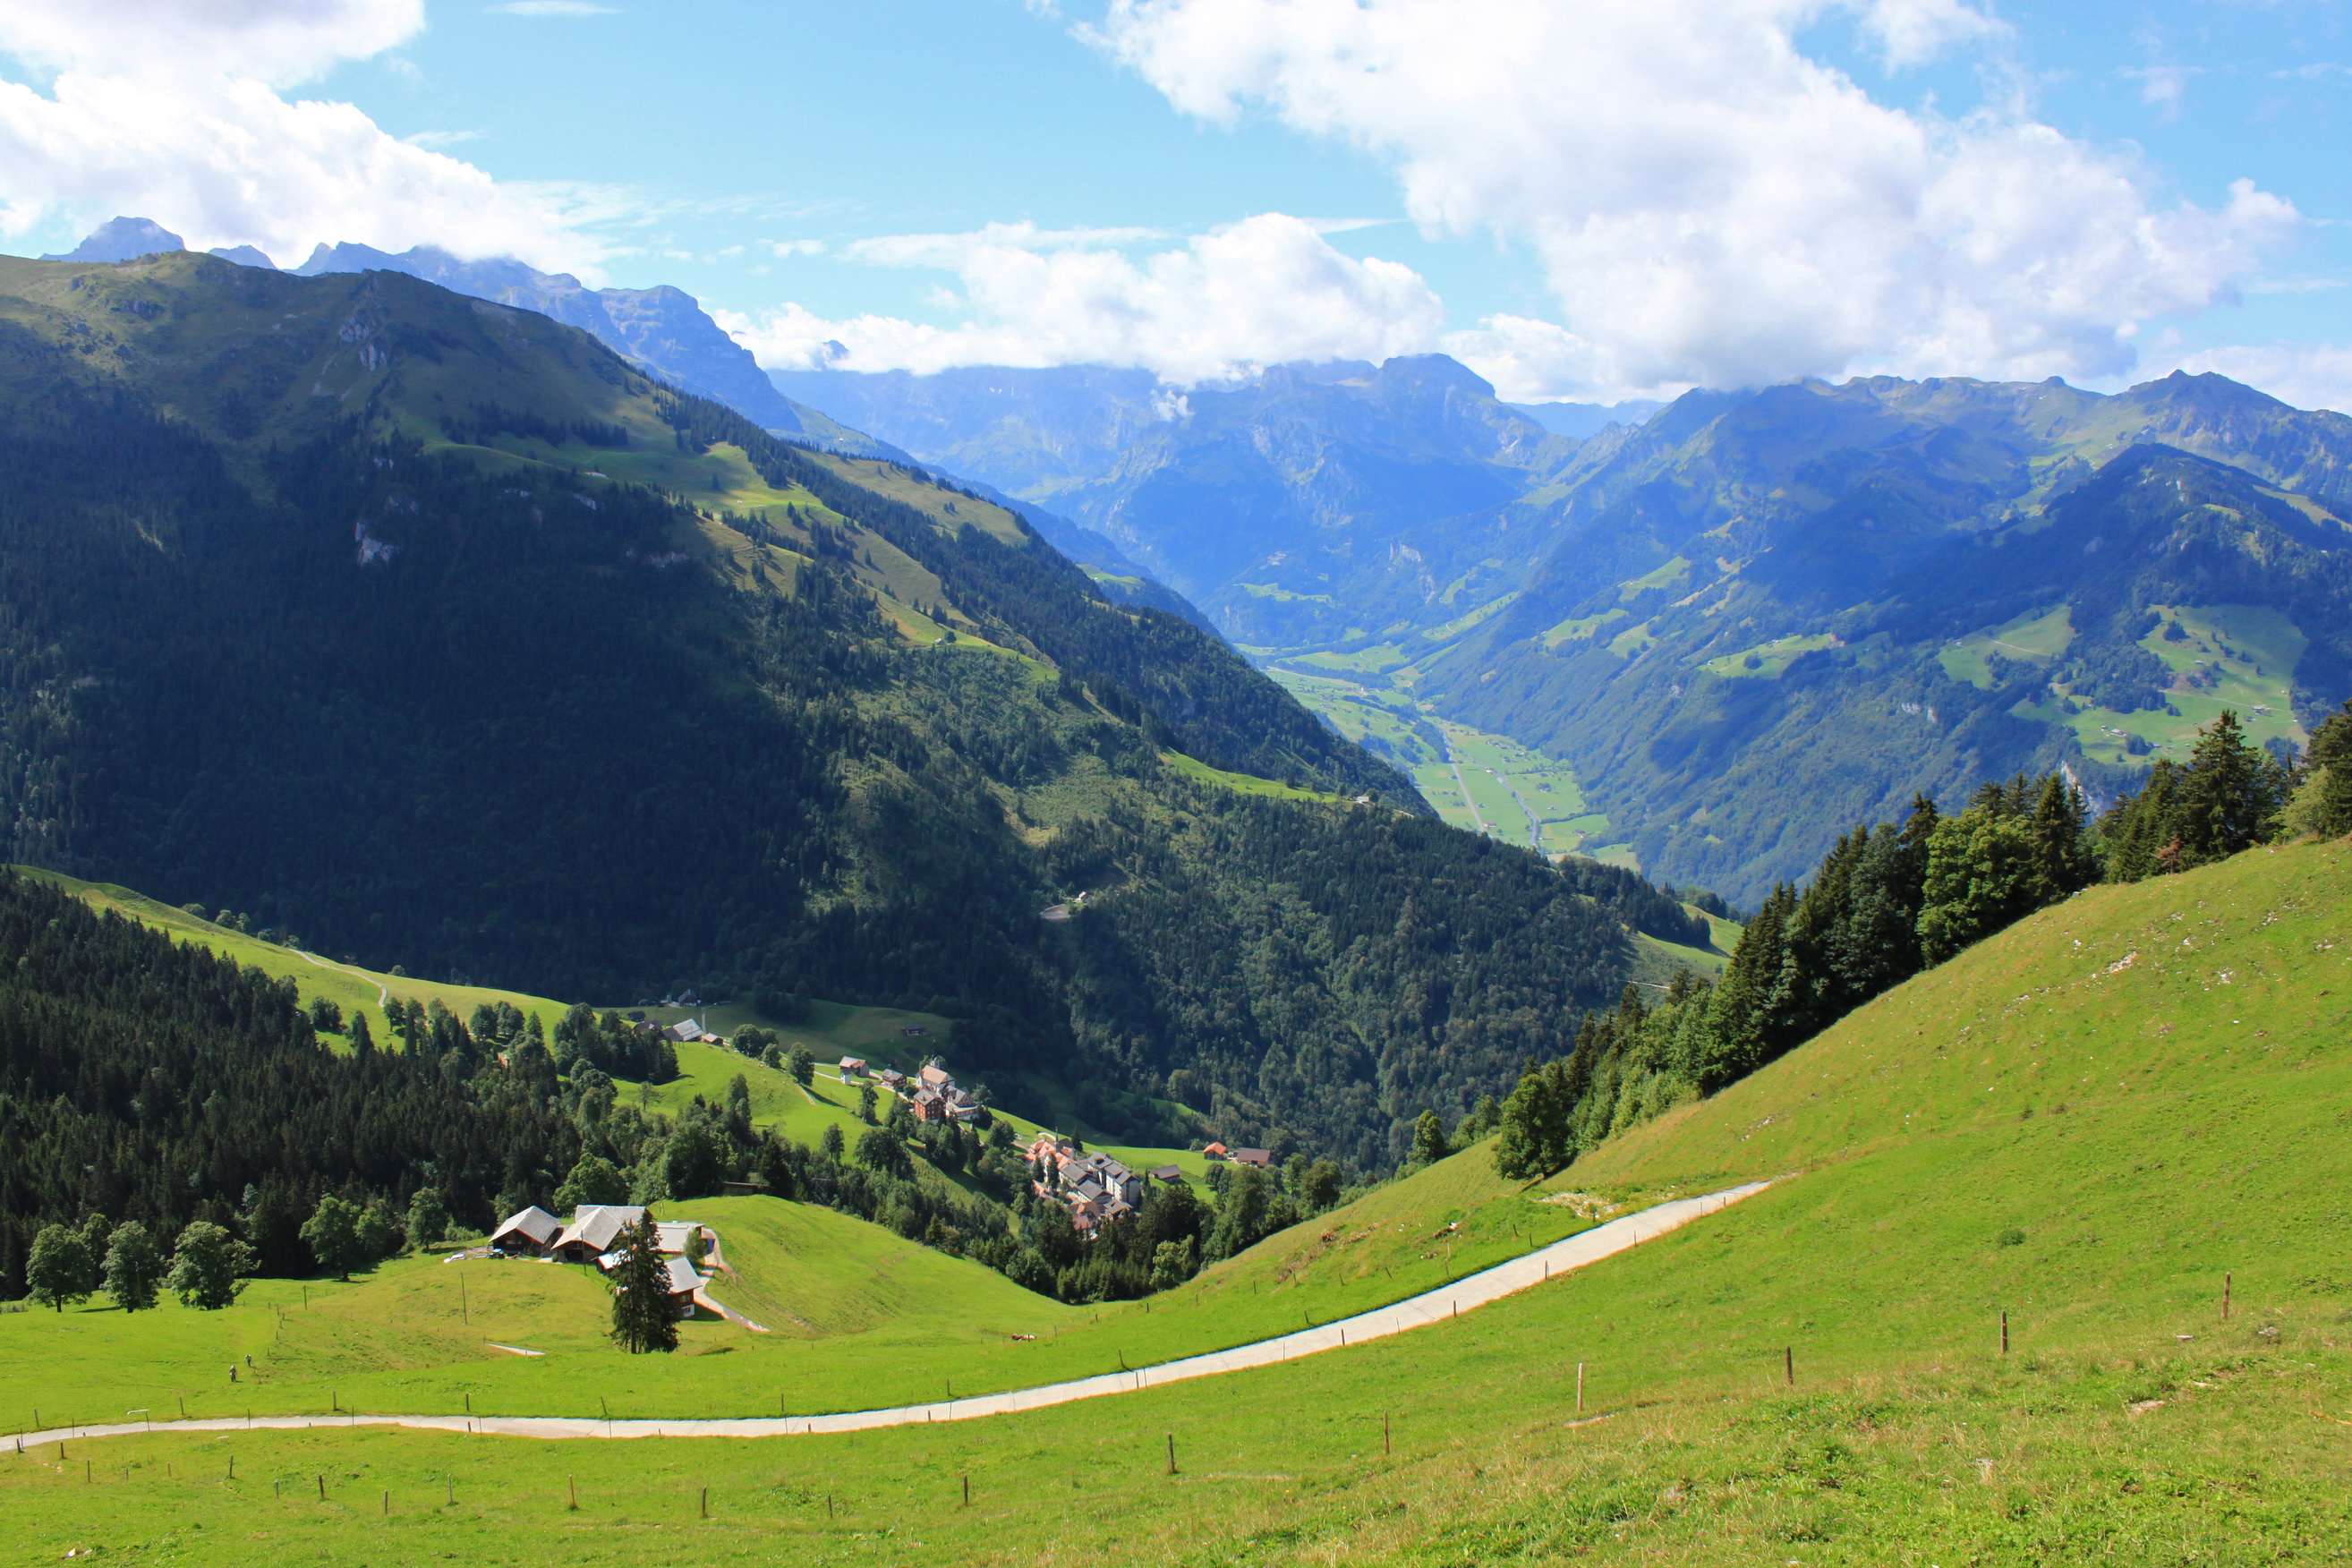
[550,1204,646,1255]
[918,1064,951,1087]
[490,1205,561,1245]
[1149,1165,1184,1181]
[1230,1147,1273,1166]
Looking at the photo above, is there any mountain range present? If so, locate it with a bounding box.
[776,357,2352,906]
[0,244,1713,1170]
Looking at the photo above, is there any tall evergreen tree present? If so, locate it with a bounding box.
[609,1214,681,1354]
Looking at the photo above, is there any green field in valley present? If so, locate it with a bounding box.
[8,839,2352,1564]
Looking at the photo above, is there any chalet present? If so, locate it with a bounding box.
[909,1087,947,1123]
[547,1204,647,1265]
[667,1018,704,1043]
[875,1068,909,1093]
[1202,1143,1230,1162]
[918,1064,951,1090]
[1148,1165,1184,1184]
[489,1205,561,1257]
[1230,1147,1273,1169]
[839,1057,869,1081]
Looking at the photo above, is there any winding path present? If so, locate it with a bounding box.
[10,1182,1770,1449]
[294,950,389,1007]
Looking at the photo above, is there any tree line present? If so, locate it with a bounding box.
[1490,706,2343,1180]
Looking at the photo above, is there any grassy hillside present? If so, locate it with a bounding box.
[8,840,2348,1563]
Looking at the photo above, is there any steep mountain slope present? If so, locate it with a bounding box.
[787,357,2352,907]
[0,251,1700,1166]
[1424,375,2352,902]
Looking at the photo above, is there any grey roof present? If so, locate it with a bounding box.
[490,1206,561,1246]
[551,1204,646,1254]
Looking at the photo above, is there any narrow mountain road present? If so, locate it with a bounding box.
[9,1182,1772,1448]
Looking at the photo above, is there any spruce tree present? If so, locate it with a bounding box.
[609,1214,681,1353]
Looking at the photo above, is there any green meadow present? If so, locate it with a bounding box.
[8,839,2352,1563]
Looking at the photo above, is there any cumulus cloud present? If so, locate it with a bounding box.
[1078,0,2297,398]
[0,0,606,273]
[720,213,1445,384]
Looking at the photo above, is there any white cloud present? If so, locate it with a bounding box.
[2164,344,2352,416]
[0,0,607,274]
[1078,0,2297,399]
[720,213,1445,384]
[769,239,825,258]
[0,0,424,87]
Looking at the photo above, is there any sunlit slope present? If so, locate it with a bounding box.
[1575,838,2351,1186]
[1476,837,2352,1394]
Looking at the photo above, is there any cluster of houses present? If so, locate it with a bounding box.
[625,1011,722,1045]
[839,1056,983,1124]
[1202,1142,1273,1169]
[487,1203,706,1306]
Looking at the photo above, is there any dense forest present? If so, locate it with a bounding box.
[0,866,1351,1303]
[1488,706,2339,1178]
[0,871,578,1296]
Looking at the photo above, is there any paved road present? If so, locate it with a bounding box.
[10,1181,1770,1449]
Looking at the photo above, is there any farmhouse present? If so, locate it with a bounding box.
[839,1057,868,1081]
[1230,1147,1274,1169]
[489,1205,561,1257]
[547,1204,647,1264]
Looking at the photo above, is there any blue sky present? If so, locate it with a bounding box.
[2,0,2348,405]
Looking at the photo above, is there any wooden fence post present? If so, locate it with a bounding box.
[2223,1272,2232,1321]
[1166,1433,1178,1475]
[2001,1311,2008,1354]
[1577,1363,1585,1413]
[1384,1413,1391,1455]
[1784,1348,1794,1386]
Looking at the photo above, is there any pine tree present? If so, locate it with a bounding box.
[609,1214,681,1354]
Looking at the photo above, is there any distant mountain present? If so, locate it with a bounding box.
[39,215,187,263]
[1504,399,1664,439]
[778,355,1586,646]
[0,249,1709,1166]
[1419,372,2352,902]
[780,354,2352,908]
[290,241,887,454]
